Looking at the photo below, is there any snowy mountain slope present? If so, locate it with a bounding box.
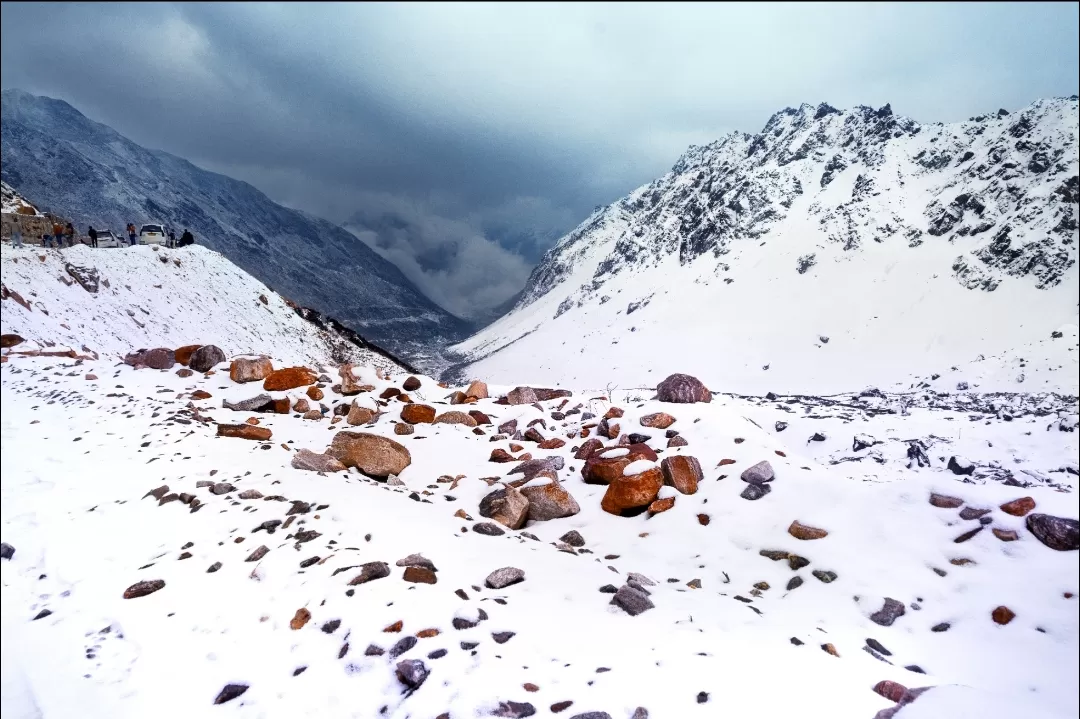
[1,181,40,216]
[0,243,407,372]
[449,98,1080,393]
[1,358,1076,719]
[0,89,473,370]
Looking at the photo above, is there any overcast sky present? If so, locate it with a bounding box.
[2,2,1077,319]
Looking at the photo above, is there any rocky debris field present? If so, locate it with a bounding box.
[1,352,1077,719]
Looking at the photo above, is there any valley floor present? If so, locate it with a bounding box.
[1,355,1077,719]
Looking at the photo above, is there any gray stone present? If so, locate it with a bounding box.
[611,584,655,616]
[559,530,586,547]
[395,659,429,689]
[1026,513,1080,551]
[189,345,226,373]
[740,483,771,500]
[869,597,907,626]
[395,553,437,571]
[740,460,775,485]
[222,394,275,412]
[348,561,390,585]
[485,566,525,589]
[473,522,505,536]
[389,635,418,658]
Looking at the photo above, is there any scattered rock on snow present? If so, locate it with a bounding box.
[1025,513,1080,551]
[740,461,775,485]
[217,424,272,441]
[189,345,226,372]
[787,520,828,540]
[870,598,906,626]
[479,487,530,529]
[656,373,711,403]
[230,357,273,383]
[999,497,1036,517]
[929,493,964,509]
[395,659,429,689]
[601,467,663,516]
[213,683,249,705]
[123,579,165,599]
[329,431,411,477]
[349,562,391,585]
[521,481,581,521]
[660,455,702,495]
[947,456,975,476]
[486,567,525,589]
[611,584,655,615]
[290,448,346,473]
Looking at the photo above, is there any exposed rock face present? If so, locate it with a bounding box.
[656,374,711,403]
[401,404,436,424]
[338,363,365,395]
[124,348,175,370]
[479,486,530,529]
[329,431,412,477]
[1026,513,1080,551]
[217,424,272,441]
[189,345,226,373]
[521,481,581,521]
[291,448,347,473]
[223,394,275,412]
[264,366,317,391]
[601,467,664,516]
[660,455,702,495]
[230,357,273,383]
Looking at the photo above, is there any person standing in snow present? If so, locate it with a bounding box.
[52,221,65,248]
[179,228,195,247]
[167,229,176,248]
[88,226,98,248]
[127,223,137,246]
[65,222,75,246]
[11,226,23,248]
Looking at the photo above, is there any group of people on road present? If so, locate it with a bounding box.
[12,222,197,249]
[37,220,76,248]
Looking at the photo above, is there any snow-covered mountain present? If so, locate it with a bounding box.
[0,243,409,372]
[0,89,473,371]
[449,98,1080,394]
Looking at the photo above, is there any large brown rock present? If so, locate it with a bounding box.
[347,402,376,426]
[217,424,272,441]
[582,452,632,485]
[291,448,347,473]
[0,334,25,349]
[230,357,273,383]
[661,455,702,495]
[478,486,530,529]
[124,348,176,370]
[174,344,201,366]
[521,481,580,521]
[465,380,489,399]
[601,467,664,516]
[401,404,436,424]
[575,438,605,459]
[1000,497,1036,517]
[402,376,422,391]
[788,520,829,540]
[264,367,317,391]
[505,386,539,405]
[434,411,478,427]
[189,345,226,372]
[329,431,412,477]
[656,373,711,403]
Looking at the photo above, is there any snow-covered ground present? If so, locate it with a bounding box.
[0,243,403,372]
[1,349,1076,718]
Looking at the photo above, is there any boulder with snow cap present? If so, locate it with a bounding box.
[329,431,411,477]
[601,466,664,516]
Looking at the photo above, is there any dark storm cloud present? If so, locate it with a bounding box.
[2,2,1077,318]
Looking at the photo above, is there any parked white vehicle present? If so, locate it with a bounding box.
[138,224,167,246]
[95,230,123,248]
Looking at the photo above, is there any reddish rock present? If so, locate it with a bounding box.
[416,627,440,638]
[230,357,273,383]
[273,398,290,413]
[788,520,828,540]
[717,458,736,467]
[293,398,311,413]
[873,681,908,703]
[218,424,272,441]
[575,438,604,459]
[347,403,375,426]
[338,363,367,396]
[601,467,664,516]
[991,606,1016,625]
[524,427,546,442]
[999,497,1036,517]
[640,412,676,429]
[667,435,689,448]
[929,493,964,509]
[123,579,166,599]
[648,496,676,515]
[821,643,839,657]
[992,528,1019,542]
[176,368,193,378]
[582,453,632,485]
[434,411,478,427]
[403,566,437,584]
[264,366,317,391]
[469,410,492,425]
[191,390,212,400]
[401,404,436,424]
[661,455,702,495]
[490,448,516,463]
[656,373,711,403]
[290,608,311,630]
[307,386,324,401]
[538,438,566,450]
[465,380,489,399]
[394,423,414,436]
[384,620,403,633]
[124,347,176,370]
[0,334,25,349]
[174,344,201,366]
[697,513,711,526]
[291,448,347,473]
[604,407,625,419]
[329,431,412,477]
[380,387,403,400]
[402,376,422,391]
[447,391,468,404]
[626,443,659,462]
